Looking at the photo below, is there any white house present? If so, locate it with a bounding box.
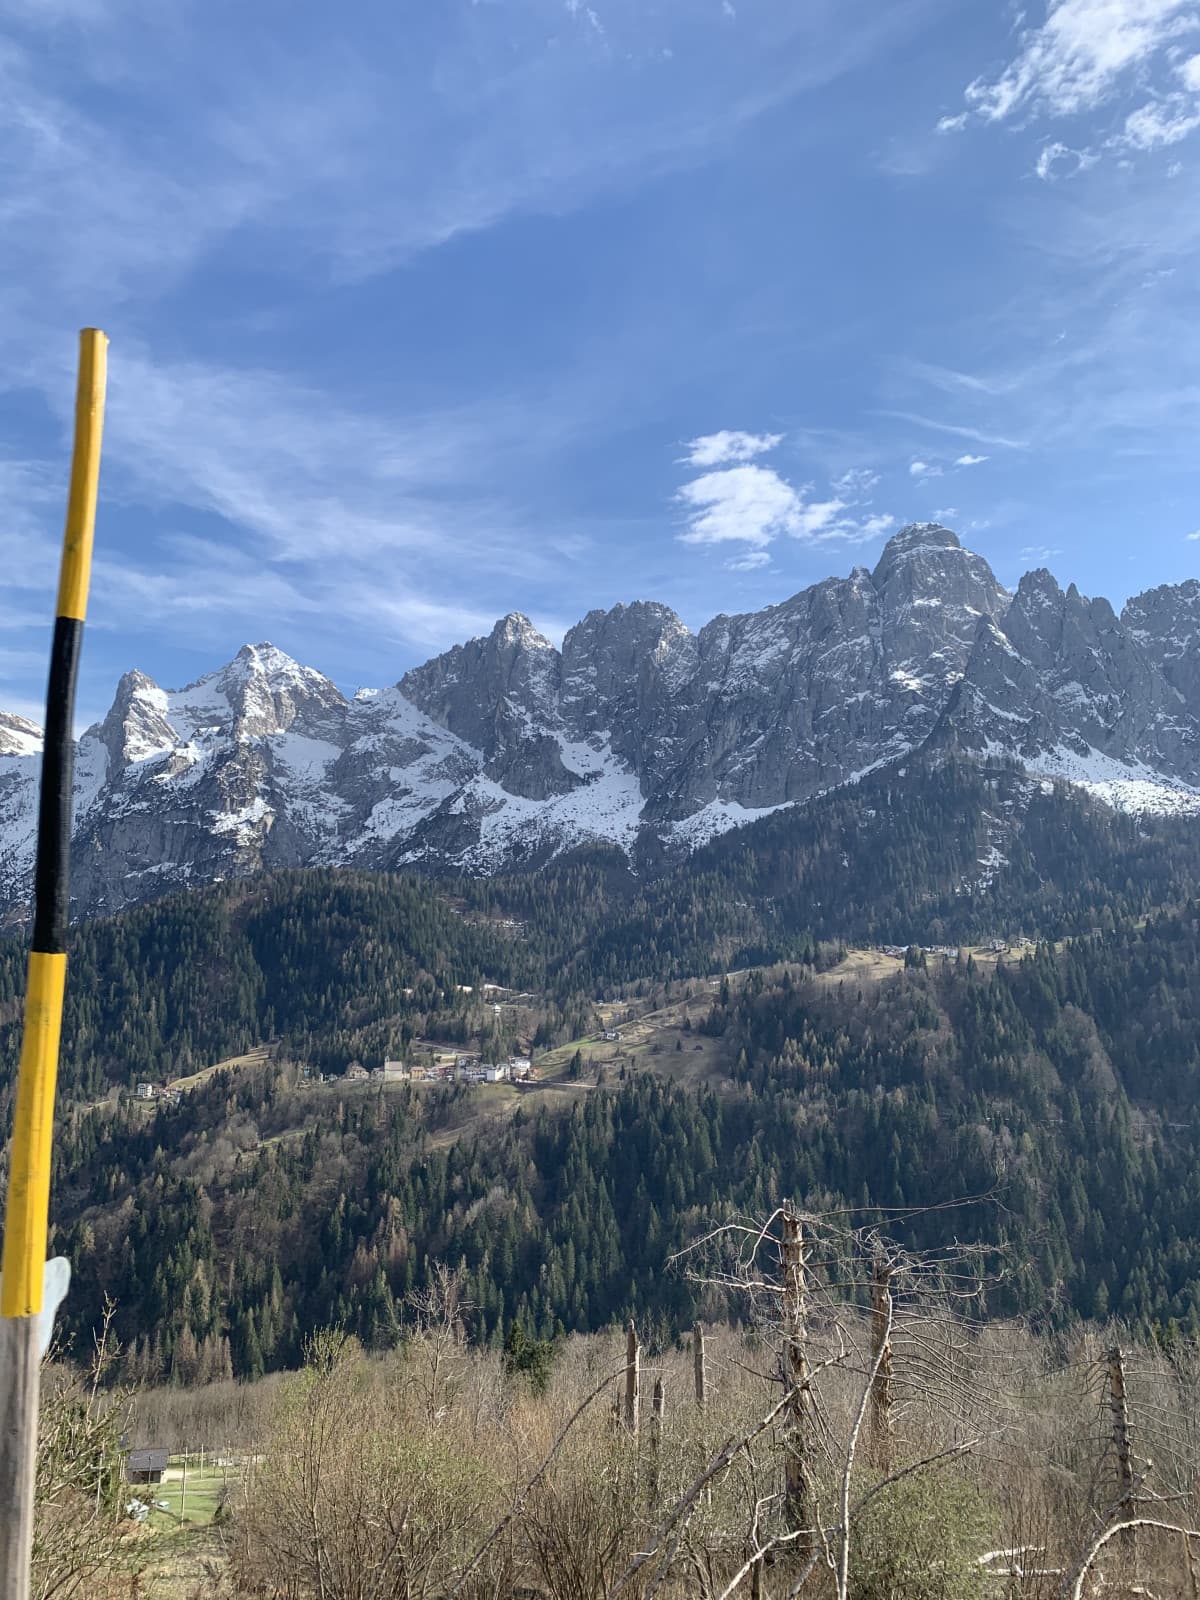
[382,1060,409,1081]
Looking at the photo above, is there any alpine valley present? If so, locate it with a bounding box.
[1,522,1198,922]
[4,523,1200,1376]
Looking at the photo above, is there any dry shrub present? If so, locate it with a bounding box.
[34,1315,153,1599]
[229,1331,497,1600]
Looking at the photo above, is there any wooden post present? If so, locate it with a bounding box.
[0,329,108,1600]
[693,1321,707,1413]
[179,1450,188,1526]
[651,1377,665,1438]
[0,1320,42,1598]
[1107,1347,1137,1567]
[781,1206,812,1553]
[868,1250,894,1471]
[624,1320,641,1437]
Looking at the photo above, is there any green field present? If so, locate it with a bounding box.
[146,1459,233,1528]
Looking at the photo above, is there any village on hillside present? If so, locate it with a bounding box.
[123,937,1036,1109]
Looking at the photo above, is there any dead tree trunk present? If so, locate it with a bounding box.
[1108,1346,1137,1567]
[649,1377,665,1497]
[781,1205,812,1554]
[624,1320,641,1437]
[868,1251,894,1471]
[693,1321,707,1413]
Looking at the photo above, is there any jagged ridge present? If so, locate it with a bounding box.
[1,526,1198,918]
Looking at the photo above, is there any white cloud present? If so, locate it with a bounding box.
[683,429,783,467]
[1180,50,1200,87]
[963,0,1198,123]
[909,459,942,477]
[933,506,960,519]
[678,464,809,550]
[727,549,770,571]
[677,464,809,548]
[792,497,851,538]
[1115,94,1200,146]
[1035,140,1099,179]
[936,112,969,134]
[676,456,894,553]
[954,453,989,466]
[1187,529,1200,539]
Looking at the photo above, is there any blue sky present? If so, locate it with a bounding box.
[2,0,1200,726]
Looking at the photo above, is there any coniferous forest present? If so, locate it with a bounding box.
[2,761,1200,1383]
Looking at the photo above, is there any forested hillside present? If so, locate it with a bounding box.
[2,762,1200,1378]
[35,898,1200,1380]
[5,758,1196,1104]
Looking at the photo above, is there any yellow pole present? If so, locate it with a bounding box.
[0,328,107,1600]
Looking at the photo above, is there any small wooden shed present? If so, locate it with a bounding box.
[126,1448,169,1484]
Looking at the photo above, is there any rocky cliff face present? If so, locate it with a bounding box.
[2,526,1198,918]
[935,568,1200,799]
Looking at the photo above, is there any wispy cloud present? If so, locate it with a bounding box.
[727,549,771,571]
[1115,94,1200,147]
[878,410,1029,449]
[944,1,1200,173]
[909,459,942,477]
[961,0,1197,123]
[954,453,989,466]
[832,466,880,496]
[1035,140,1099,179]
[1020,543,1064,560]
[683,429,783,466]
[0,341,604,677]
[1187,529,1200,540]
[858,513,897,538]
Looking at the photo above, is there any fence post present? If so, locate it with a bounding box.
[693,1321,707,1413]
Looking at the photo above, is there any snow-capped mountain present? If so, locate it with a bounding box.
[2,525,1199,919]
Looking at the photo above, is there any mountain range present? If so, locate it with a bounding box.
[2,522,1198,921]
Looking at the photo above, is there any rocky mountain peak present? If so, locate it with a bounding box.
[1014,567,1061,601]
[398,613,565,798]
[94,669,174,766]
[2,528,1198,920]
[0,711,43,757]
[872,522,1007,621]
[873,521,961,569]
[492,613,554,651]
[211,643,346,738]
